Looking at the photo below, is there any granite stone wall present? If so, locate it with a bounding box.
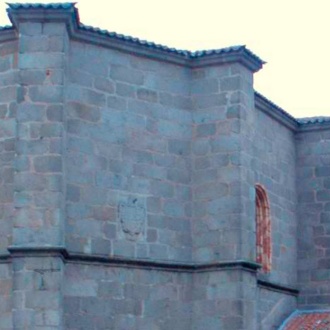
[254,108,297,286]
[190,63,259,329]
[254,106,298,327]
[191,64,255,263]
[66,41,192,262]
[0,38,17,330]
[1,3,328,330]
[258,288,296,330]
[64,263,192,330]
[296,127,330,309]
[9,20,68,329]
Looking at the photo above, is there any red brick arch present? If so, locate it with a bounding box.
[255,184,272,272]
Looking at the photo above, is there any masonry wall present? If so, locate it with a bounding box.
[66,41,192,262]
[3,4,327,329]
[64,263,192,330]
[254,108,297,328]
[0,38,17,330]
[258,288,296,330]
[296,127,330,309]
[191,64,257,263]
[190,63,259,330]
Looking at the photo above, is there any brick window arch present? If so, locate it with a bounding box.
[255,184,272,272]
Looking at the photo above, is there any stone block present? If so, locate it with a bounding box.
[151,180,174,198]
[107,95,127,110]
[194,93,227,109]
[163,200,186,217]
[29,85,63,103]
[195,182,228,200]
[67,101,100,122]
[19,53,63,70]
[0,86,16,103]
[94,77,115,94]
[43,23,66,36]
[167,168,190,184]
[196,123,216,137]
[66,86,106,107]
[34,155,62,173]
[0,118,15,140]
[17,103,46,122]
[110,65,144,85]
[191,78,218,94]
[315,166,330,177]
[116,82,136,98]
[19,22,42,35]
[168,139,191,156]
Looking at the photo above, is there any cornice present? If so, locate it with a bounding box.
[257,279,299,296]
[6,246,260,273]
[6,3,264,71]
[255,91,298,131]
[0,26,16,43]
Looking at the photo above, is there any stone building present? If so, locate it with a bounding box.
[0,3,329,329]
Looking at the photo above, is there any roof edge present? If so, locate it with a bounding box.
[5,3,264,71]
[255,91,299,131]
[0,25,16,42]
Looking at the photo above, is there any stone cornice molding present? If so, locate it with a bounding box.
[0,26,16,43]
[6,3,264,72]
[257,279,299,296]
[255,91,298,131]
[5,246,261,273]
[297,121,330,133]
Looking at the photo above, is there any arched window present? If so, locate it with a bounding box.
[255,184,272,272]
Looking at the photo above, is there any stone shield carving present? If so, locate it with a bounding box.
[118,201,146,241]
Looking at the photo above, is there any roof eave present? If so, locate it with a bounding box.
[255,91,299,131]
[0,26,16,43]
[6,3,79,32]
[5,3,265,71]
[192,48,264,72]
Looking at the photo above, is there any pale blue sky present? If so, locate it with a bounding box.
[1,0,329,118]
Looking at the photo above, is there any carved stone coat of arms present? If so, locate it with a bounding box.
[118,201,146,241]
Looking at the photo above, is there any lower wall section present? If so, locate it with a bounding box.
[192,269,257,330]
[64,262,192,330]
[258,287,296,330]
[0,263,12,330]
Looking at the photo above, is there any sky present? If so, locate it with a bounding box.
[0,0,329,119]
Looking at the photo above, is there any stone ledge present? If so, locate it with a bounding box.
[257,279,299,296]
[5,247,261,273]
[6,4,263,72]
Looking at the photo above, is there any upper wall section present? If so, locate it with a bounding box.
[2,3,328,131]
[5,3,264,71]
[0,36,17,254]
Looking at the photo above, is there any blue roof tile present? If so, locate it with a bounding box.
[7,3,76,9]
[297,116,330,125]
[0,25,13,31]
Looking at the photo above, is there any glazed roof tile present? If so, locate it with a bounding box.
[79,25,263,62]
[7,2,76,9]
[255,91,297,122]
[297,116,330,125]
[281,311,330,330]
[0,25,13,31]
[78,24,191,57]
